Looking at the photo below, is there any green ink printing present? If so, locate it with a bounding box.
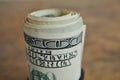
[26,46,78,68]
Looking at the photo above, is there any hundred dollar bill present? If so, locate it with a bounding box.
[24,9,86,80]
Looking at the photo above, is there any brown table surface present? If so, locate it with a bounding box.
[0,0,120,80]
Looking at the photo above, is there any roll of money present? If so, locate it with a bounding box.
[24,9,86,80]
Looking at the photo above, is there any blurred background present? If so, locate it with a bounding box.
[0,0,120,80]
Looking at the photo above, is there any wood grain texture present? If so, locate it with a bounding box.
[0,0,120,80]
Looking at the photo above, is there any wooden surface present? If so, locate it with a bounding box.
[0,0,120,80]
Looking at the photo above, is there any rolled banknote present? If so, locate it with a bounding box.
[24,9,86,80]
